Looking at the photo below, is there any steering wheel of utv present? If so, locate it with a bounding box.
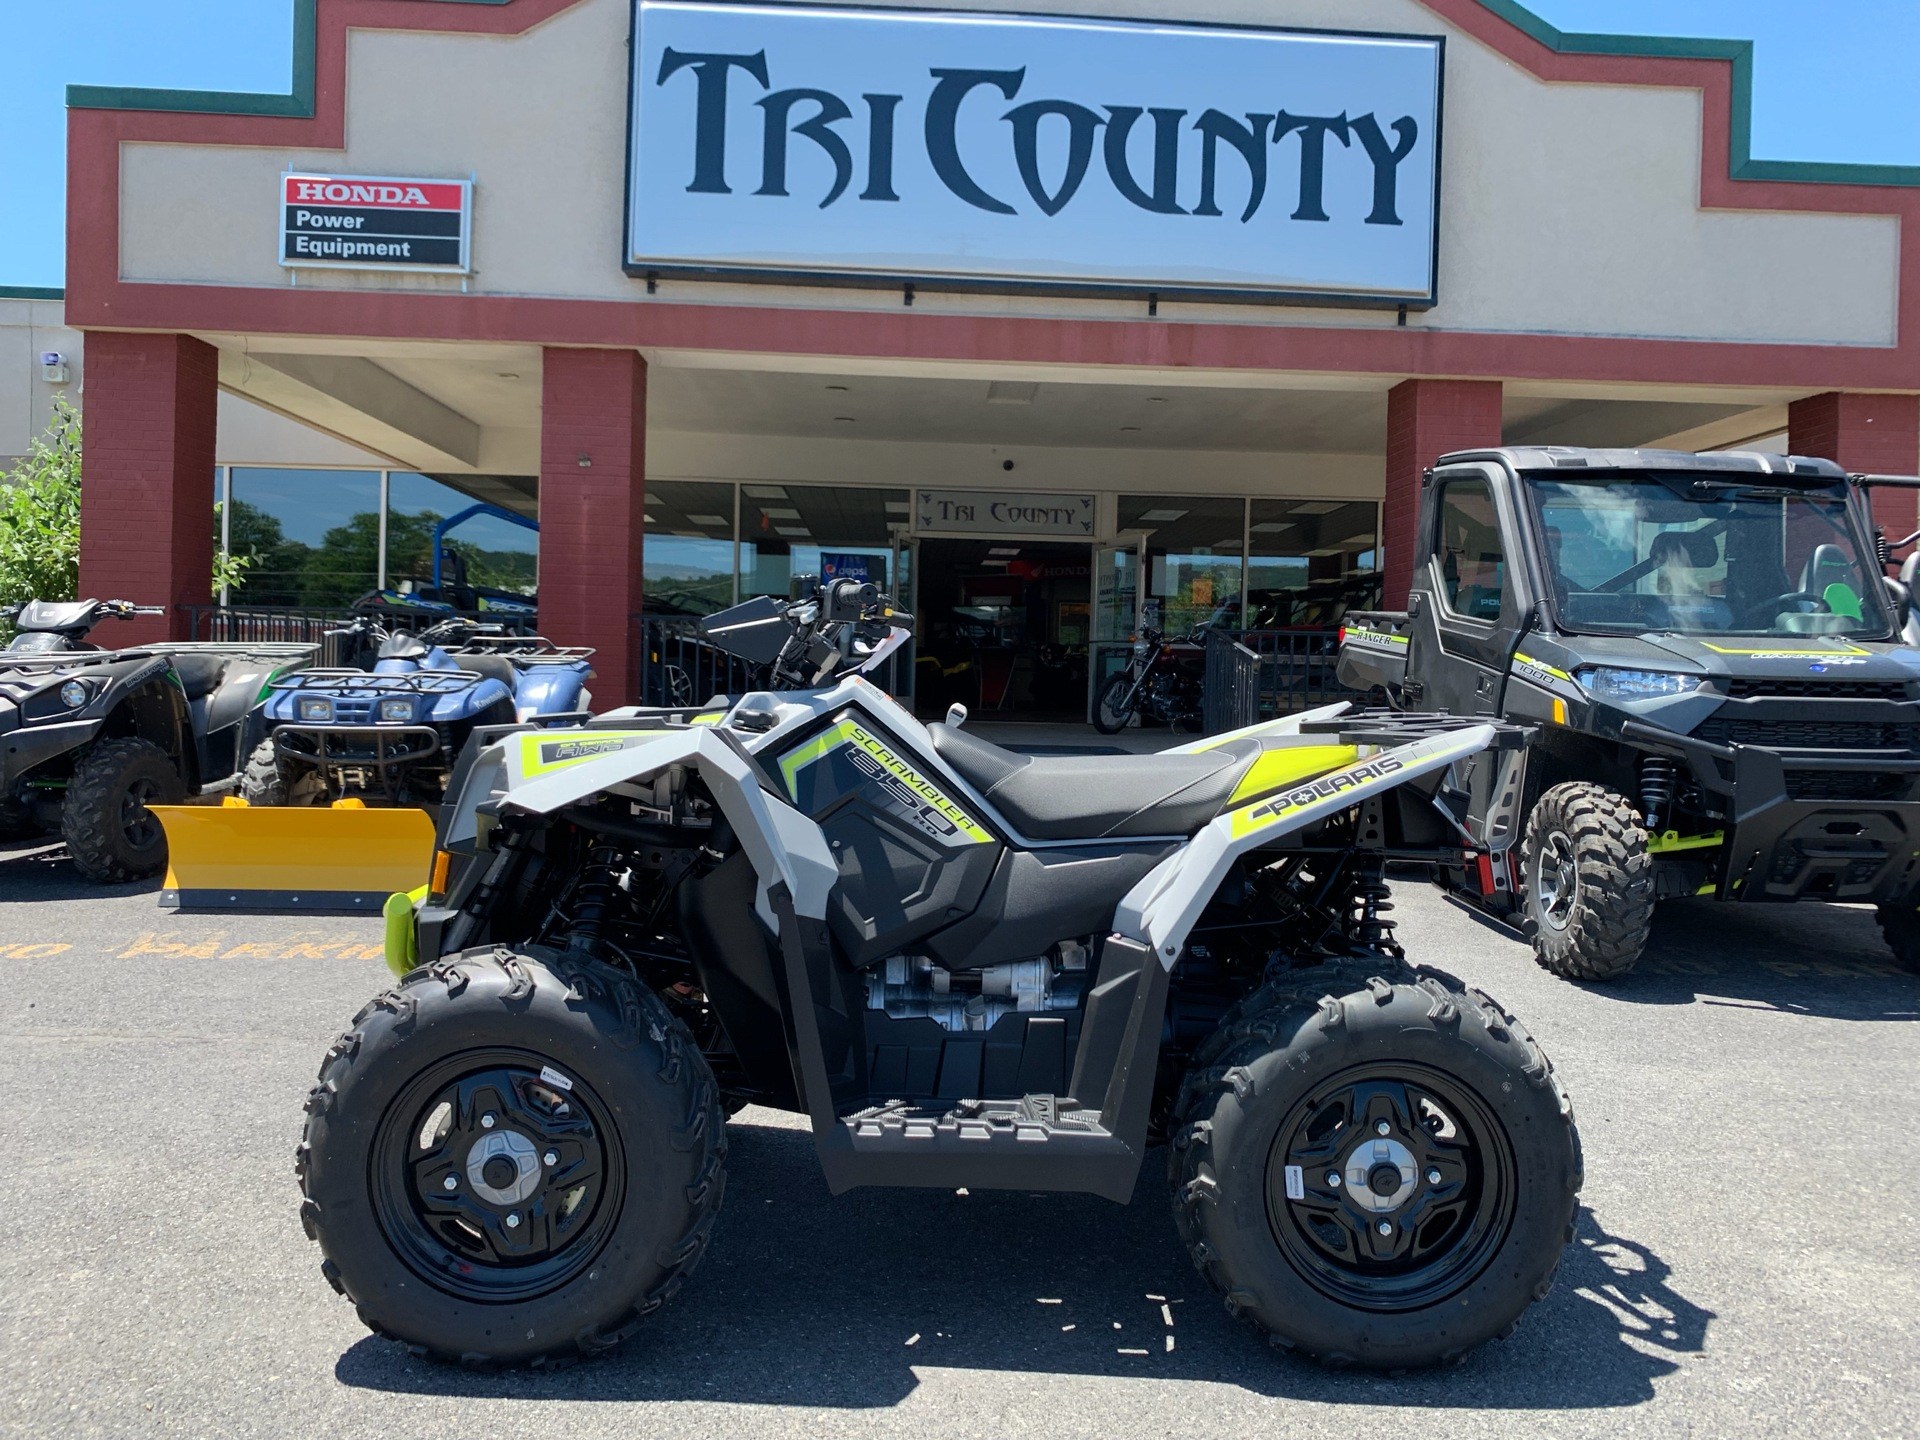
[1739,590,1825,628]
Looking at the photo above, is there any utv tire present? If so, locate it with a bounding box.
[1522,782,1654,982]
[1093,673,1136,734]
[299,948,728,1367]
[1170,957,1581,1371]
[61,737,185,883]
[1873,904,1920,975]
[239,737,323,807]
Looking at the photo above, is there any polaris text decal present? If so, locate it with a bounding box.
[1229,754,1405,838]
[281,173,473,273]
[627,2,1442,302]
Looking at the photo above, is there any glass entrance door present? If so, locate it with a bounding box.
[1089,536,1145,719]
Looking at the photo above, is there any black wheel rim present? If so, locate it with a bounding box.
[1265,1062,1517,1313]
[1533,832,1579,932]
[121,777,162,851]
[371,1048,625,1303]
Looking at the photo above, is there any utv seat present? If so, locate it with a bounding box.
[926,723,1254,841]
[169,653,231,700]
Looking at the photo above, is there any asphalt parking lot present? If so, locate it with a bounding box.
[2,834,1916,1440]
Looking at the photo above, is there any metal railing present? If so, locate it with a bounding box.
[636,615,910,709]
[1202,627,1356,731]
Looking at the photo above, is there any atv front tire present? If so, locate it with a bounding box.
[239,737,324,807]
[1522,782,1655,981]
[1873,903,1920,975]
[61,737,185,883]
[299,948,727,1367]
[1170,958,1581,1370]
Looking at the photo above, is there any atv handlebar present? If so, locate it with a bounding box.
[102,600,166,619]
[773,578,914,688]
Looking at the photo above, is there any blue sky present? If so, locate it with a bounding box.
[2,0,1916,289]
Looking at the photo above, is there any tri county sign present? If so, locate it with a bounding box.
[626,2,1443,306]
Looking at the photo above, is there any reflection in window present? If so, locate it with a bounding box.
[1434,481,1504,621]
[386,473,537,598]
[643,481,737,617]
[739,484,906,599]
[227,468,381,607]
[1246,498,1381,628]
[1117,496,1245,637]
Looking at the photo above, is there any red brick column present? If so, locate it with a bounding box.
[1383,379,1503,609]
[1788,392,1920,539]
[539,348,647,708]
[77,332,218,644]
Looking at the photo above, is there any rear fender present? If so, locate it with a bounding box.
[448,726,837,928]
[1115,724,1496,966]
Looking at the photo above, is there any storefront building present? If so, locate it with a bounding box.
[52,0,1920,714]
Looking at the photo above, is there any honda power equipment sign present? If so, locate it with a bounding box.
[281,173,473,274]
[626,2,1443,306]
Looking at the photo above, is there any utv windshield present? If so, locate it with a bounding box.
[1526,474,1890,638]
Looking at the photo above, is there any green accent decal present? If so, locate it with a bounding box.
[1649,830,1725,855]
[1469,0,1920,188]
[1512,651,1574,683]
[1345,627,1409,648]
[516,728,662,778]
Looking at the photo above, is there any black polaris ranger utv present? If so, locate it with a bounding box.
[1340,446,1920,981]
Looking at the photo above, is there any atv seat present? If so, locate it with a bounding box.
[926,723,1253,840]
[170,652,230,700]
[454,653,520,690]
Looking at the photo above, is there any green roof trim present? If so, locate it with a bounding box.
[66,0,511,118]
[60,0,1920,190]
[0,286,64,300]
[1472,0,1920,187]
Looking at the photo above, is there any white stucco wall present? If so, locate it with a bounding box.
[112,0,1901,349]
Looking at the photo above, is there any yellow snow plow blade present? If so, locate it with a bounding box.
[154,798,436,913]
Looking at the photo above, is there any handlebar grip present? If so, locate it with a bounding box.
[880,609,916,633]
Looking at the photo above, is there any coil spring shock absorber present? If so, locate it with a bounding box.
[1350,859,1402,957]
[564,842,624,957]
[1640,756,1678,835]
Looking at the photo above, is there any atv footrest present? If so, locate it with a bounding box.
[823,1094,1140,1200]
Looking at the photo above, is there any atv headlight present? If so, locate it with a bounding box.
[1576,667,1701,701]
[378,698,414,723]
[58,679,91,710]
[297,696,334,722]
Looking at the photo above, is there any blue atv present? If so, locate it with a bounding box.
[241,609,592,808]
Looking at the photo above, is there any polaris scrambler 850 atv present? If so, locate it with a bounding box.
[1340,446,1920,981]
[0,599,312,881]
[299,579,1581,1371]
[244,607,591,808]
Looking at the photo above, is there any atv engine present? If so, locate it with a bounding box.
[866,941,1092,1031]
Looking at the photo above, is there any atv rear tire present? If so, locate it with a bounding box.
[61,737,185,883]
[299,948,727,1367]
[1522,782,1654,981]
[1169,958,1581,1370]
[239,737,324,807]
[1873,904,1920,975]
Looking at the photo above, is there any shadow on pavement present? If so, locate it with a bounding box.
[0,840,160,903]
[1595,898,1919,1020]
[335,1124,1711,1411]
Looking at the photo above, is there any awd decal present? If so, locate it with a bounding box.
[1228,754,1407,839]
[517,730,659,777]
[781,719,993,846]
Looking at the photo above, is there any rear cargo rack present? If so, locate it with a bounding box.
[270,669,490,696]
[1298,707,1534,751]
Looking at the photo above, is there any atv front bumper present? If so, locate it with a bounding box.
[274,724,442,779]
[1624,721,1920,904]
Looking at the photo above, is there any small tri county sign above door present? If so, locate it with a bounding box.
[917,490,1095,537]
[626,2,1443,305]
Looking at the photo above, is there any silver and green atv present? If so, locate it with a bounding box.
[299,578,1581,1372]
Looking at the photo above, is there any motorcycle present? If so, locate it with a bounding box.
[1093,623,1206,733]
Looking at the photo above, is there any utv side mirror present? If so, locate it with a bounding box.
[1884,577,1912,633]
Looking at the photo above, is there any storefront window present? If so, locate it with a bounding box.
[1246,499,1380,628]
[740,485,906,599]
[1119,496,1246,637]
[386,473,537,598]
[226,468,381,608]
[643,481,737,617]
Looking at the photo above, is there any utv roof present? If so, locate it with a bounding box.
[1436,446,1848,481]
